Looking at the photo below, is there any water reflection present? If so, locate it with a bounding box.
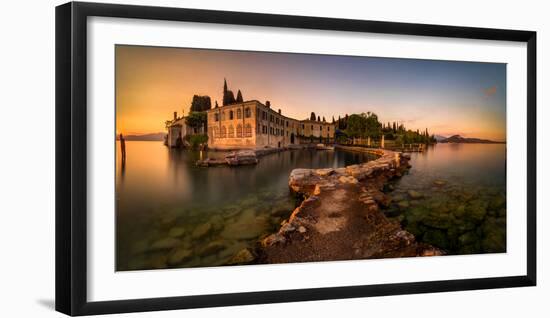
[115,141,377,270]
[383,143,506,255]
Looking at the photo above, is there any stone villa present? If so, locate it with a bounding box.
[165,111,205,147]
[206,100,334,149]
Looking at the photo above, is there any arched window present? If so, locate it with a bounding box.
[236,124,243,138]
[213,126,219,138]
[214,113,219,122]
[245,124,252,137]
[237,109,242,119]
[229,110,234,120]
[245,107,251,118]
[228,125,234,138]
[221,126,227,138]
[221,112,226,121]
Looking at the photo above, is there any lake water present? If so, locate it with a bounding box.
[115,141,377,270]
[116,142,506,271]
[382,143,506,255]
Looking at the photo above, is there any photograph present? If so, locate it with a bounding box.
[115,45,507,271]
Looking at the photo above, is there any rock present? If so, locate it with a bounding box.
[458,231,478,246]
[261,233,286,247]
[149,237,180,251]
[208,215,224,231]
[221,214,269,240]
[422,230,449,249]
[192,223,213,239]
[407,190,424,199]
[227,248,255,265]
[433,180,447,186]
[200,241,226,256]
[167,248,192,265]
[315,168,334,177]
[338,175,358,184]
[397,200,410,209]
[168,227,186,238]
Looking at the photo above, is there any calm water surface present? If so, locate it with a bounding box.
[116,141,377,270]
[383,143,506,255]
[116,142,506,271]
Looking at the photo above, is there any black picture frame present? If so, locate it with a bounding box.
[55,1,537,316]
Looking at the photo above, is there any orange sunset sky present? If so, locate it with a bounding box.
[116,45,506,141]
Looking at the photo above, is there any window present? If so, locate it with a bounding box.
[245,124,252,137]
[286,121,289,127]
[328,127,330,131]
[214,113,219,122]
[311,125,313,130]
[221,112,226,121]
[257,123,261,133]
[229,110,234,120]
[245,107,251,118]
[237,124,243,138]
[237,108,242,119]
[213,126,219,137]
[302,124,305,129]
[270,115,273,122]
[228,125,234,138]
[220,126,227,138]
[263,125,267,134]
[320,125,322,131]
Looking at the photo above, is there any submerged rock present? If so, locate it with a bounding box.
[227,248,256,265]
[149,237,180,251]
[168,227,186,238]
[407,190,424,199]
[168,248,192,265]
[192,223,213,239]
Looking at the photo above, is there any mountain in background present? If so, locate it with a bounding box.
[434,134,448,142]
[439,135,505,144]
[117,132,166,141]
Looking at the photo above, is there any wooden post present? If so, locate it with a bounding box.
[120,133,126,164]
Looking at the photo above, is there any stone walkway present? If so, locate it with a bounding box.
[257,146,442,264]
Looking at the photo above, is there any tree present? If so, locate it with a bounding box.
[322,116,326,122]
[236,90,243,103]
[215,100,219,108]
[222,78,236,105]
[317,115,320,122]
[310,112,316,121]
[190,95,211,112]
[185,111,207,131]
[332,116,335,123]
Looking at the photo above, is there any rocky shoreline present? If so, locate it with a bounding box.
[249,145,443,265]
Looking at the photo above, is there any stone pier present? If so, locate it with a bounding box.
[257,145,442,264]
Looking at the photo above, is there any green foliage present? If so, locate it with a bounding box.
[185,134,208,149]
[345,112,382,139]
[190,95,211,112]
[185,111,207,130]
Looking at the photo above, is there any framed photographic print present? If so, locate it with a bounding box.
[55,1,536,316]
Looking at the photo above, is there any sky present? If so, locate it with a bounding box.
[116,45,506,141]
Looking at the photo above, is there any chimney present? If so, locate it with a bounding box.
[278,109,281,114]
[266,101,271,108]
[173,111,177,120]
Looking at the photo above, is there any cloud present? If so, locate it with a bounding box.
[484,85,497,97]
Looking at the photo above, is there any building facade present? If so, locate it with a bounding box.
[206,100,335,149]
[166,111,205,147]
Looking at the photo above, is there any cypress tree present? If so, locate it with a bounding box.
[236,90,243,103]
[310,112,316,121]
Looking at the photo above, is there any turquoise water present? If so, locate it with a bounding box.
[383,143,506,255]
